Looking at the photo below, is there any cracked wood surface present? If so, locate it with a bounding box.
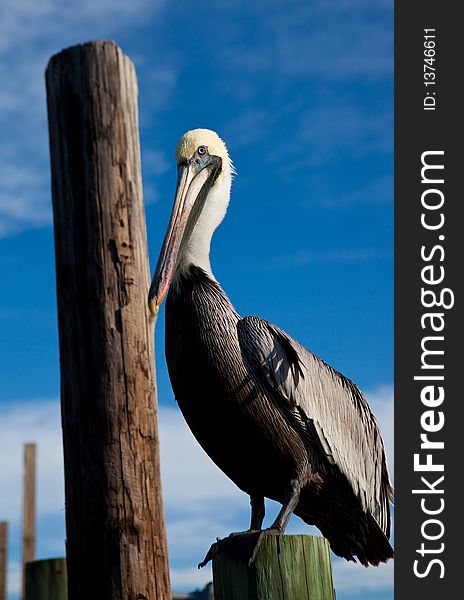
[46,40,170,600]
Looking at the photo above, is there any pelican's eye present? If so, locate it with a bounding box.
[197,145,207,156]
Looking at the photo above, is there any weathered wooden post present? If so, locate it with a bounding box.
[213,534,335,600]
[25,558,67,600]
[0,521,8,600]
[45,41,171,599]
[21,443,36,600]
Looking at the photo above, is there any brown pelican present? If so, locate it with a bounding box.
[148,129,394,567]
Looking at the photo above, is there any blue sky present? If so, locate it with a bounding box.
[0,1,393,598]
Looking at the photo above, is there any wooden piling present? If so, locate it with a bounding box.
[25,559,67,600]
[0,521,8,600]
[22,443,36,600]
[45,40,171,600]
[213,535,336,600]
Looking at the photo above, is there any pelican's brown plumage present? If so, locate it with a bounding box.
[149,129,394,566]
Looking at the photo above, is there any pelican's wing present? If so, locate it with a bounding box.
[237,315,393,536]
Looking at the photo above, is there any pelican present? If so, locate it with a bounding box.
[148,129,393,567]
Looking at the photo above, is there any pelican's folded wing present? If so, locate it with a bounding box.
[237,315,393,537]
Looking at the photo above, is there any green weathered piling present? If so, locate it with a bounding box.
[25,558,67,600]
[213,534,336,600]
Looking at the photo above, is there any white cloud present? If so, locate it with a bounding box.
[5,560,21,598]
[332,558,394,595]
[367,386,394,478]
[0,387,393,595]
[0,399,65,600]
[0,399,64,520]
[159,407,244,513]
[170,567,213,595]
[0,162,52,236]
[0,399,241,595]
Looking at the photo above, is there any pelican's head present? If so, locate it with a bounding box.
[148,129,233,316]
[175,129,232,173]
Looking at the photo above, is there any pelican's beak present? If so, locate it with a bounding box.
[148,156,221,316]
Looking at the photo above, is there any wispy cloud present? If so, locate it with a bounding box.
[0,0,392,237]
[317,175,393,209]
[296,103,391,162]
[0,0,164,56]
[224,109,277,149]
[215,0,392,86]
[0,160,52,237]
[141,148,173,206]
[0,0,172,238]
[205,1,393,166]
[264,248,392,271]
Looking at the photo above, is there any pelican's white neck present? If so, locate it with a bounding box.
[176,171,232,278]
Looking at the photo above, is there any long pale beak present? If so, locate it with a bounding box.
[148,159,219,316]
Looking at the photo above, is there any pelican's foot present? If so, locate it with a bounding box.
[198,530,270,568]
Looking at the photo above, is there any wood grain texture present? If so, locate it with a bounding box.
[46,40,170,600]
[0,522,7,600]
[22,443,36,600]
[25,558,67,600]
[213,535,336,600]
